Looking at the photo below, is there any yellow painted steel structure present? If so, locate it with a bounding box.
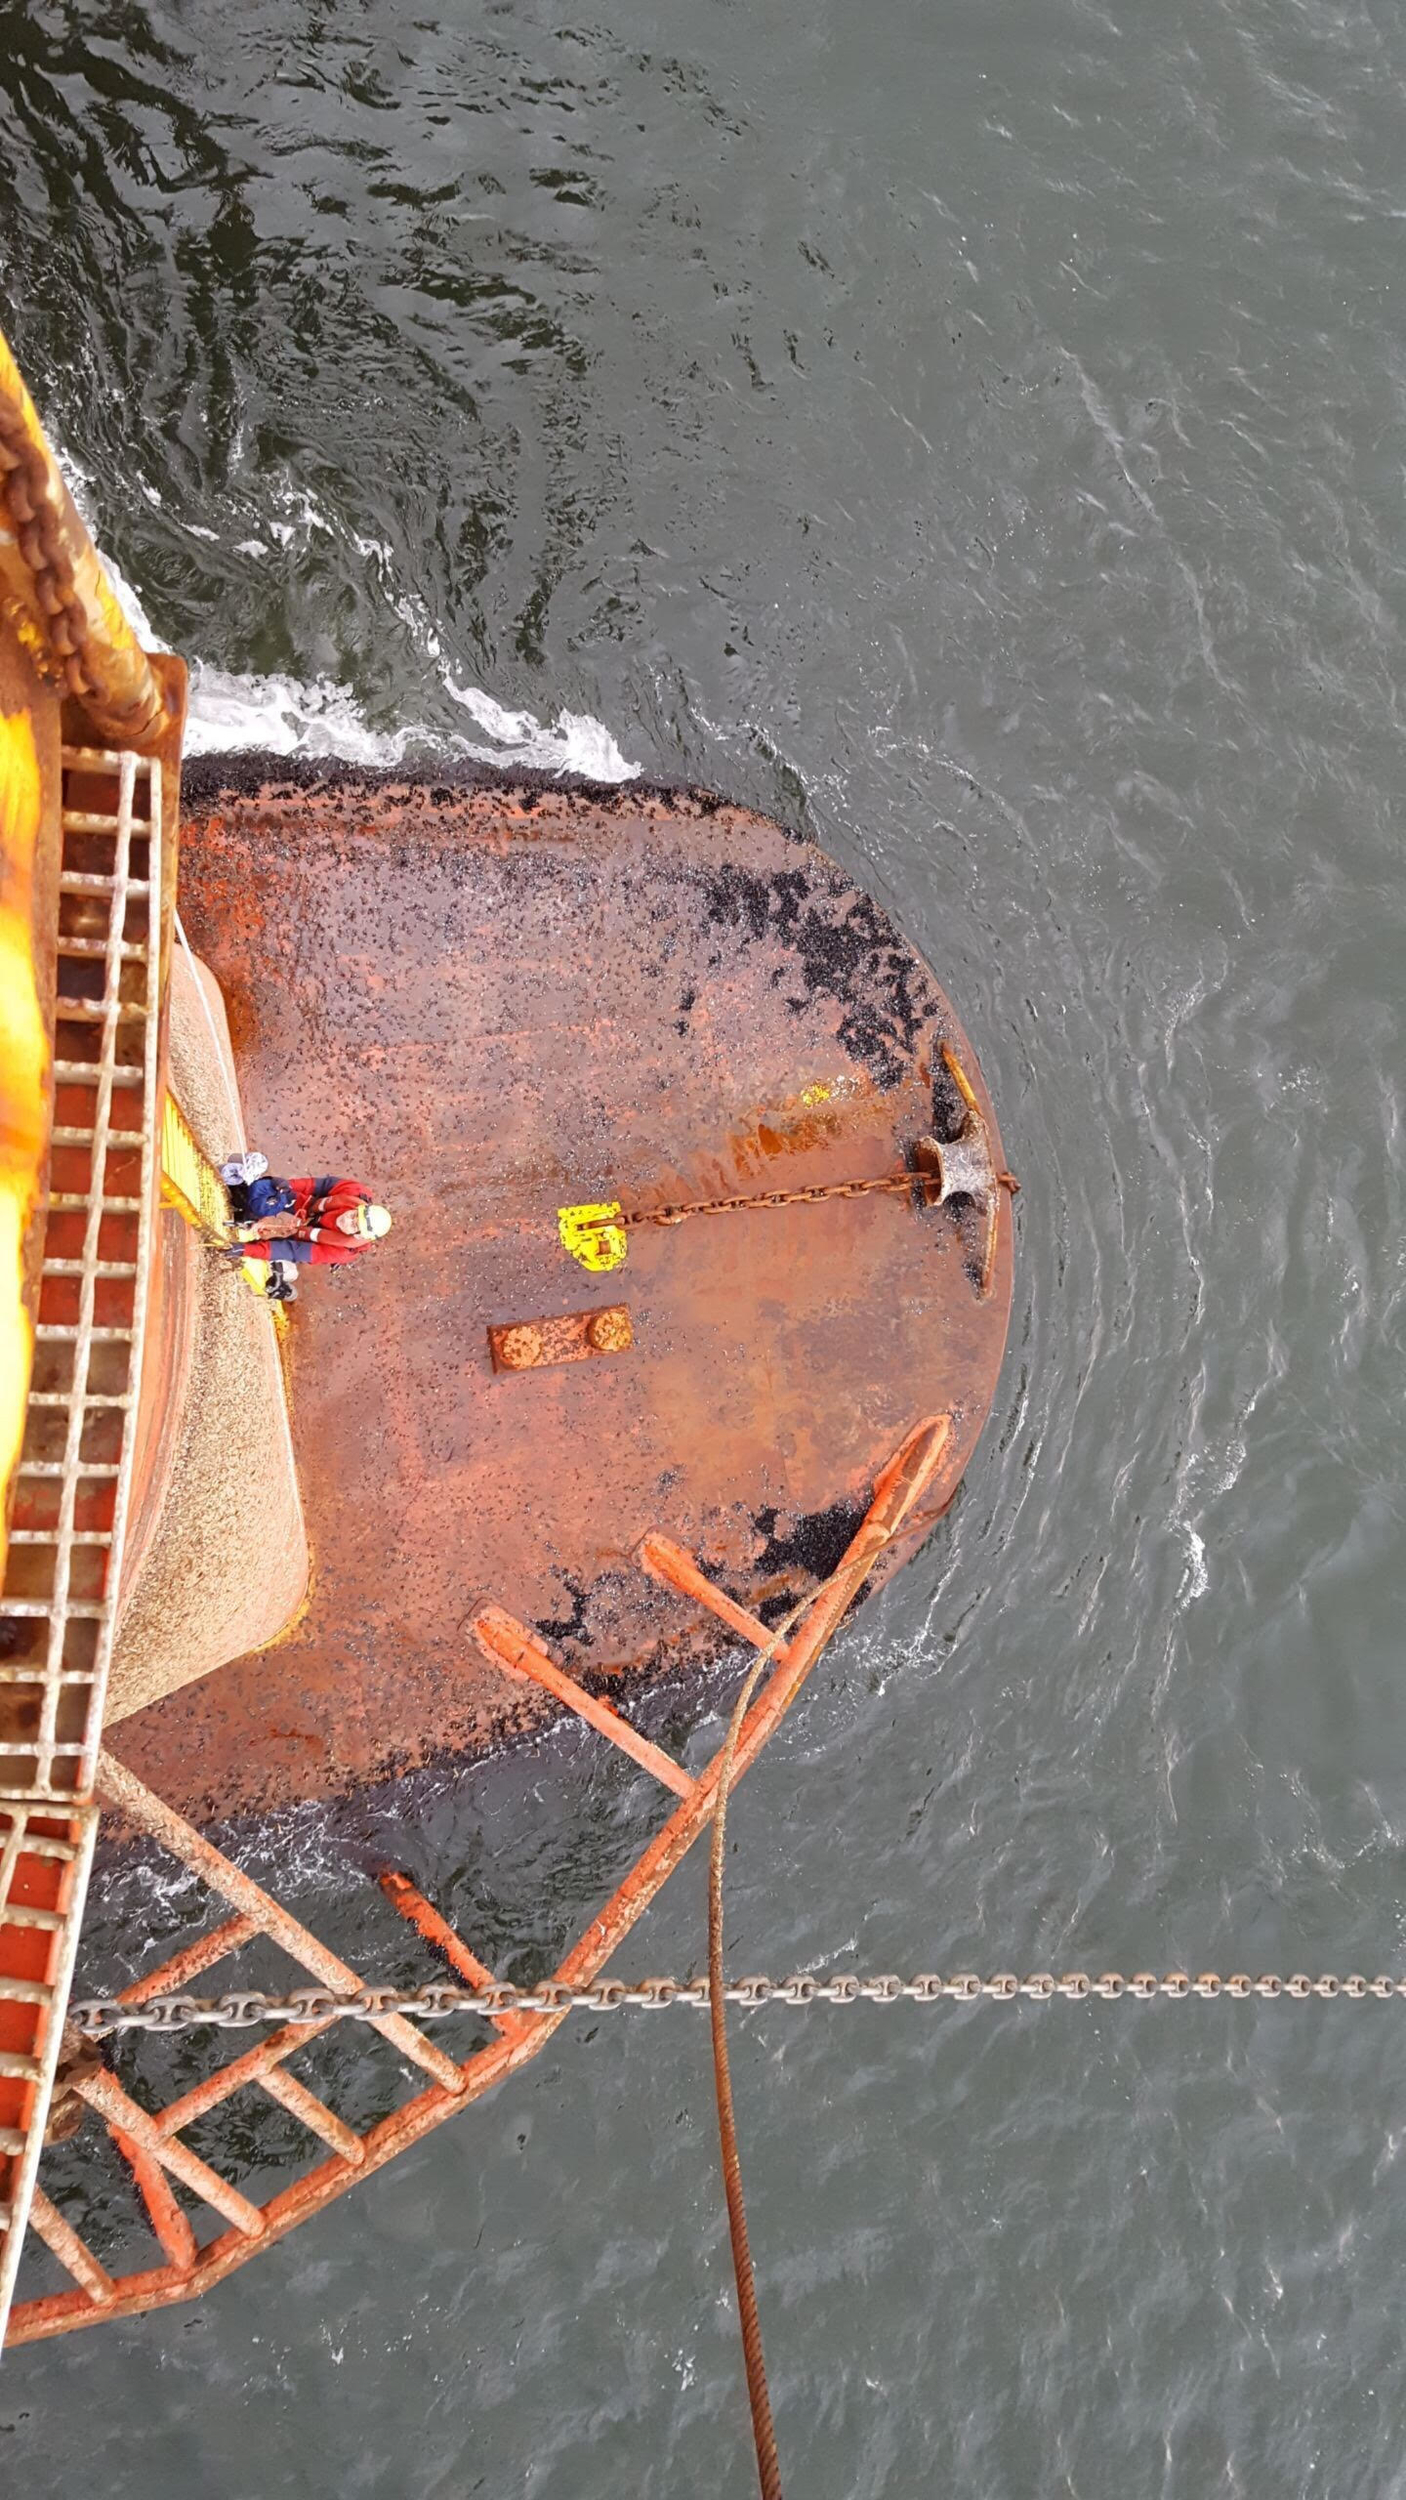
[0,317,186,2347]
[0,706,51,1557]
[160,1094,229,1242]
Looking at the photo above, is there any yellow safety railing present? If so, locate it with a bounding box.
[160,1095,229,1241]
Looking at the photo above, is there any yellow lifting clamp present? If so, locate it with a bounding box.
[558,1201,628,1274]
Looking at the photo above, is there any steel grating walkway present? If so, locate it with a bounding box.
[0,746,162,2337]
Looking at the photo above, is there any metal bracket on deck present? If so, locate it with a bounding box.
[488,1304,632,1373]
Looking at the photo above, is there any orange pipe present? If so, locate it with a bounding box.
[154,2020,339,2141]
[379,1872,531,2040]
[80,2069,265,2239]
[468,1606,698,1801]
[109,2133,196,2275]
[8,1417,949,2343]
[117,1914,260,2004]
[257,2067,365,2167]
[95,1751,466,2100]
[25,2189,114,2304]
[635,1534,776,1652]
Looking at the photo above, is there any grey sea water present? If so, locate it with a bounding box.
[4,1,1406,2490]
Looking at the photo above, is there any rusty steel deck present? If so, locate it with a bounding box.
[107,761,1013,1828]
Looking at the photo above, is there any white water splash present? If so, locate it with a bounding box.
[57,450,639,782]
[181,662,638,779]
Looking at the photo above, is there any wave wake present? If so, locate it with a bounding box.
[181,666,639,780]
[58,454,639,783]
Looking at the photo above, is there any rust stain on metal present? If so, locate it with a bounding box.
[106,765,1012,1828]
[488,1302,632,1372]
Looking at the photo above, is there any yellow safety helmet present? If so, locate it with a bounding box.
[365,1203,392,1239]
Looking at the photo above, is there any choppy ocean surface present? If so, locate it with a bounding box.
[4,1,1406,2490]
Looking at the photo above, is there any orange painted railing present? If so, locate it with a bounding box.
[6,1415,949,2344]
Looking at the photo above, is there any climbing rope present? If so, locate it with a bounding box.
[174,906,247,1157]
[66,1967,1406,2033]
[703,1509,920,2496]
[709,1611,802,2500]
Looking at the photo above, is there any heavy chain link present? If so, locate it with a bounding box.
[607,1174,920,1231]
[0,402,98,700]
[67,1968,1406,2037]
[586,1156,1018,1235]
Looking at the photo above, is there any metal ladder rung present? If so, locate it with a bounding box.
[257,2068,366,2168]
[0,1599,109,1619]
[45,1192,142,1211]
[0,1976,54,2006]
[6,1530,113,1545]
[52,1065,144,1087]
[25,1391,132,1409]
[16,1462,119,1480]
[0,2052,42,2081]
[33,1324,133,1342]
[57,936,149,961]
[0,2128,27,2157]
[0,1667,100,1687]
[0,1905,65,1932]
[58,873,149,897]
[61,811,154,834]
[54,1000,145,1023]
[41,1260,138,1280]
[24,2191,117,2305]
[0,1830,81,1864]
[50,1128,142,1147]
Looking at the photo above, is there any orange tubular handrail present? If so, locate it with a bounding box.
[6,1415,950,2345]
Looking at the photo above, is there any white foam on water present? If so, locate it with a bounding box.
[181,662,639,780]
[56,450,640,782]
[443,678,640,782]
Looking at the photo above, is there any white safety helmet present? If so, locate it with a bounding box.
[334,1201,393,1240]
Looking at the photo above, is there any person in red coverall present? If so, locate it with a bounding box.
[224,1168,393,1297]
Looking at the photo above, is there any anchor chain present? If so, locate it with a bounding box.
[66,1967,1406,2035]
[607,1172,919,1229]
[0,398,99,702]
[585,1162,1019,1234]
[563,1047,1017,1306]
